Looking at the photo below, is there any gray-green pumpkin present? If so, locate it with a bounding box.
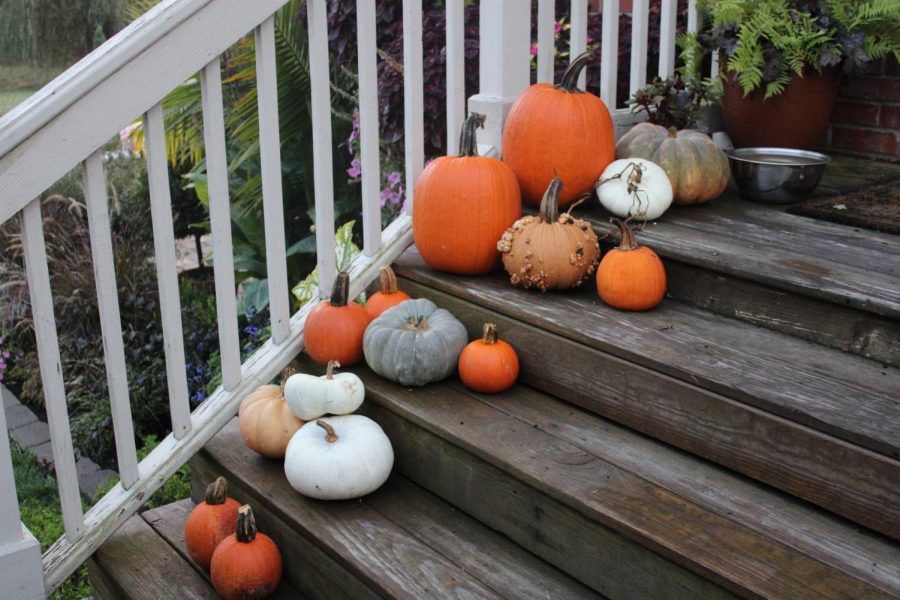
[363,298,467,387]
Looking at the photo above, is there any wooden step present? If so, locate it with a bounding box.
[304,358,900,599]
[578,180,900,366]
[393,248,900,540]
[190,419,599,600]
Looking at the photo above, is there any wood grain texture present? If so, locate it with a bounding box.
[395,275,900,541]
[341,364,897,599]
[395,250,900,459]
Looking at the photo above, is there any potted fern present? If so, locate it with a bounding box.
[693,0,899,149]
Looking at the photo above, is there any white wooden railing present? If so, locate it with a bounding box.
[0,1,695,597]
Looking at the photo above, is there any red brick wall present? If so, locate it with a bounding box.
[824,57,900,162]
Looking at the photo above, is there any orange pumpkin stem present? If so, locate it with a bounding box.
[325,360,340,379]
[481,323,498,345]
[330,272,350,307]
[611,218,639,251]
[235,505,257,543]
[558,50,594,92]
[378,266,400,295]
[458,112,486,157]
[316,420,339,443]
[205,477,228,505]
[539,177,563,224]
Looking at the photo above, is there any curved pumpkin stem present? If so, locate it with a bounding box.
[325,360,340,379]
[316,420,339,443]
[378,266,400,295]
[611,218,639,251]
[667,126,679,139]
[235,505,258,543]
[204,476,229,505]
[330,271,350,307]
[458,113,486,157]
[558,50,594,93]
[539,177,563,224]
[481,323,498,345]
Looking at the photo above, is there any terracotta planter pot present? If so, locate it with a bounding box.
[722,68,839,150]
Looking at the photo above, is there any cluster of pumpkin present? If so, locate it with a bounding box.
[184,477,282,600]
[412,50,730,312]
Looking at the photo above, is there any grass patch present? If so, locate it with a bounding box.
[0,88,36,116]
[0,62,62,116]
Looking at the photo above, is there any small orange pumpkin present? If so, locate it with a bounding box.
[596,218,667,311]
[497,177,600,291]
[210,505,282,600]
[365,266,411,319]
[238,368,305,459]
[304,271,371,366]
[458,323,519,394]
[413,112,521,274]
[184,477,241,571]
[502,50,615,207]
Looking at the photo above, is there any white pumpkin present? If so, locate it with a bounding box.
[284,416,394,500]
[595,158,673,221]
[284,360,364,421]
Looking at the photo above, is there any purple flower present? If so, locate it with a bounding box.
[347,158,362,179]
[386,171,402,187]
[380,187,395,207]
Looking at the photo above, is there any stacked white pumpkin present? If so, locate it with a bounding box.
[280,361,394,500]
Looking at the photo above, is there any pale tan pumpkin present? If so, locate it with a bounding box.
[497,177,600,292]
[616,123,730,205]
[238,369,305,459]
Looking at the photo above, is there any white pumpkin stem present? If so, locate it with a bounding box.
[205,476,228,505]
[595,161,643,191]
[482,323,498,345]
[316,420,339,443]
[235,505,258,543]
[325,360,341,379]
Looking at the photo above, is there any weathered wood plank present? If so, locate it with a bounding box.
[88,515,217,600]
[395,276,900,541]
[395,250,900,459]
[345,367,897,599]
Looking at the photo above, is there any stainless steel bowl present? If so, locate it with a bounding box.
[727,147,830,204]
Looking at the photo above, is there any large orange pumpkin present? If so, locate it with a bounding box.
[183,477,241,571]
[596,218,667,311]
[304,271,371,366]
[502,50,615,208]
[210,505,282,600]
[413,112,521,274]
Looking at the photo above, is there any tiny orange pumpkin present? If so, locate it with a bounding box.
[596,218,667,311]
[458,323,519,394]
[365,266,411,319]
[304,271,371,366]
[210,505,282,600]
[183,477,241,571]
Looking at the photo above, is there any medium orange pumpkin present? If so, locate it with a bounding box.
[304,271,371,366]
[596,218,667,311]
[210,505,282,600]
[238,368,305,459]
[497,177,600,291]
[365,266,411,319]
[183,477,241,571]
[458,323,519,394]
[413,112,521,274]
[502,50,615,207]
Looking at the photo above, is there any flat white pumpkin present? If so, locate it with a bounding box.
[284,360,364,421]
[595,158,673,221]
[284,416,394,500]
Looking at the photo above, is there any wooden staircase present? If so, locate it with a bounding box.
[90,166,900,599]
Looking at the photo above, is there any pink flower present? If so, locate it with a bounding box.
[530,44,538,57]
[554,22,563,34]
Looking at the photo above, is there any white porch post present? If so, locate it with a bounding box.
[0,385,46,600]
[467,0,531,157]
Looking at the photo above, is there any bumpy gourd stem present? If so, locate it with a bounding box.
[482,323,498,345]
[378,266,400,295]
[458,113,486,157]
[204,477,229,505]
[316,420,339,443]
[330,271,350,307]
[325,360,340,379]
[611,218,639,251]
[558,50,594,92]
[235,505,258,543]
[539,177,563,224]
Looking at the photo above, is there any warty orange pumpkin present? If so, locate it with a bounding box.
[412,112,521,275]
[502,50,615,208]
[596,218,667,311]
[210,505,282,600]
[304,271,371,366]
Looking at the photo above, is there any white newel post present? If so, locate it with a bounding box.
[467,0,531,157]
[0,386,46,600]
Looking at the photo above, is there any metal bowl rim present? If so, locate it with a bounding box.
[726,147,831,167]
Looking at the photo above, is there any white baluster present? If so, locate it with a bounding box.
[144,103,191,439]
[658,0,677,78]
[357,0,383,255]
[570,0,589,89]
[200,58,241,390]
[688,0,699,34]
[537,0,555,84]
[403,0,424,214]
[255,17,291,344]
[600,0,620,108]
[83,151,139,487]
[630,0,650,95]
[445,0,465,156]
